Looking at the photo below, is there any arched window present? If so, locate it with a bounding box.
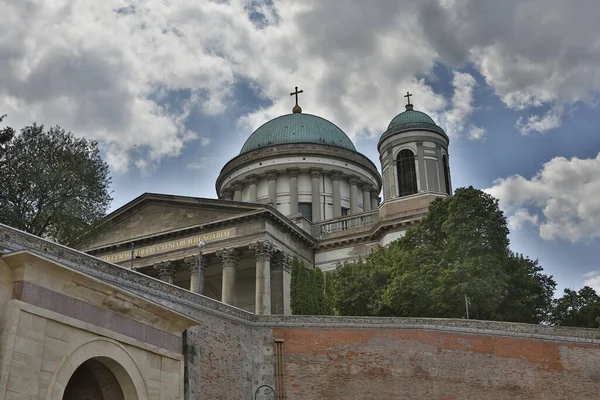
[397,149,418,197]
[443,154,451,195]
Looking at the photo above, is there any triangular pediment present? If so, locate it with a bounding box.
[78,193,263,250]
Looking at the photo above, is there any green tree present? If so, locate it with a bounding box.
[290,257,334,315]
[333,186,555,323]
[493,253,556,323]
[549,286,600,328]
[323,272,335,315]
[0,122,112,245]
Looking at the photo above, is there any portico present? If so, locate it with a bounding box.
[82,194,313,315]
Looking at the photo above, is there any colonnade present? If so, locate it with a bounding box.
[152,239,291,315]
[221,168,379,222]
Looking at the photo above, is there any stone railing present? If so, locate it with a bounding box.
[315,210,379,237]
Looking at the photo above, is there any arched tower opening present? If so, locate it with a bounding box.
[397,149,418,197]
[443,154,451,196]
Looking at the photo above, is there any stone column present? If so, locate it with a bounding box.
[233,182,243,202]
[184,255,204,294]
[221,189,233,201]
[287,168,299,215]
[247,174,258,202]
[216,248,240,306]
[371,190,379,210]
[271,252,291,315]
[361,184,371,212]
[310,168,322,222]
[154,261,176,284]
[349,176,360,214]
[267,170,278,206]
[416,141,427,192]
[249,240,275,315]
[330,170,342,218]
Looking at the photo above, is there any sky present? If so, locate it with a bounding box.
[1,0,599,294]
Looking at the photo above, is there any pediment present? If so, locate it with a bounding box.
[78,193,262,250]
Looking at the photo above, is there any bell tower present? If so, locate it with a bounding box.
[377,93,451,203]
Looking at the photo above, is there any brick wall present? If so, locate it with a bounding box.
[268,326,600,400]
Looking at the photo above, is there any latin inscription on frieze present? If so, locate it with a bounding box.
[99,228,235,263]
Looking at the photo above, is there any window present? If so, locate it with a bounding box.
[443,155,451,195]
[397,149,418,197]
[341,207,350,216]
[298,202,313,221]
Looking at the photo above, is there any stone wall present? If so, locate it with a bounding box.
[255,317,600,400]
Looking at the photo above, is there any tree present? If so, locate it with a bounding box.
[0,121,112,245]
[332,187,556,323]
[493,253,556,323]
[290,257,333,315]
[549,286,600,328]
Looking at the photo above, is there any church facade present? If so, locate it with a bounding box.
[78,94,452,316]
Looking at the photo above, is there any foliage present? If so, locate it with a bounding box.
[549,286,600,328]
[290,257,333,315]
[331,186,557,323]
[0,121,112,245]
[493,253,556,324]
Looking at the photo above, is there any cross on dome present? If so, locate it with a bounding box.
[290,86,304,113]
[404,91,414,110]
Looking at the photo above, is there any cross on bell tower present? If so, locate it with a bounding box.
[290,86,304,114]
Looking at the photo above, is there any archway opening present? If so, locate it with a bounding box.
[63,358,125,400]
[397,149,418,197]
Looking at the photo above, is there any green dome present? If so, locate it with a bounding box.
[387,109,437,131]
[240,113,356,154]
[380,105,447,145]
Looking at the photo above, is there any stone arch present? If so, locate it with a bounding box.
[47,337,149,400]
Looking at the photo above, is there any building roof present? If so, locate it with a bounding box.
[240,113,356,154]
[379,105,447,145]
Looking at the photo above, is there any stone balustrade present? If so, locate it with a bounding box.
[315,210,379,237]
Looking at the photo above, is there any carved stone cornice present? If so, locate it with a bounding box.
[154,261,176,281]
[184,255,201,273]
[309,168,322,179]
[221,189,233,199]
[249,240,275,261]
[287,168,299,178]
[246,174,258,185]
[360,183,372,191]
[329,170,342,181]
[272,251,292,272]
[216,248,240,268]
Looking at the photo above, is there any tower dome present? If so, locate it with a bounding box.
[240,113,356,154]
[380,103,447,145]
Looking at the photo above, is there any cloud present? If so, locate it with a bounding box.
[486,153,600,243]
[516,108,563,134]
[507,208,539,231]
[1,0,599,173]
[583,271,600,293]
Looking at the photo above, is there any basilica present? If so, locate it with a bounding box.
[2,92,598,400]
[78,90,452,315]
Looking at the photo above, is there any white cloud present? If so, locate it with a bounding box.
[1,0,599,172]
[583,271,600,293]
[467,125,486,141]
[200,137,211,146]
[507,208,539,231]
[486,153,600,243]
[517,108,563,134]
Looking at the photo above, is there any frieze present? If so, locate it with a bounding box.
[99,228,235,263]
